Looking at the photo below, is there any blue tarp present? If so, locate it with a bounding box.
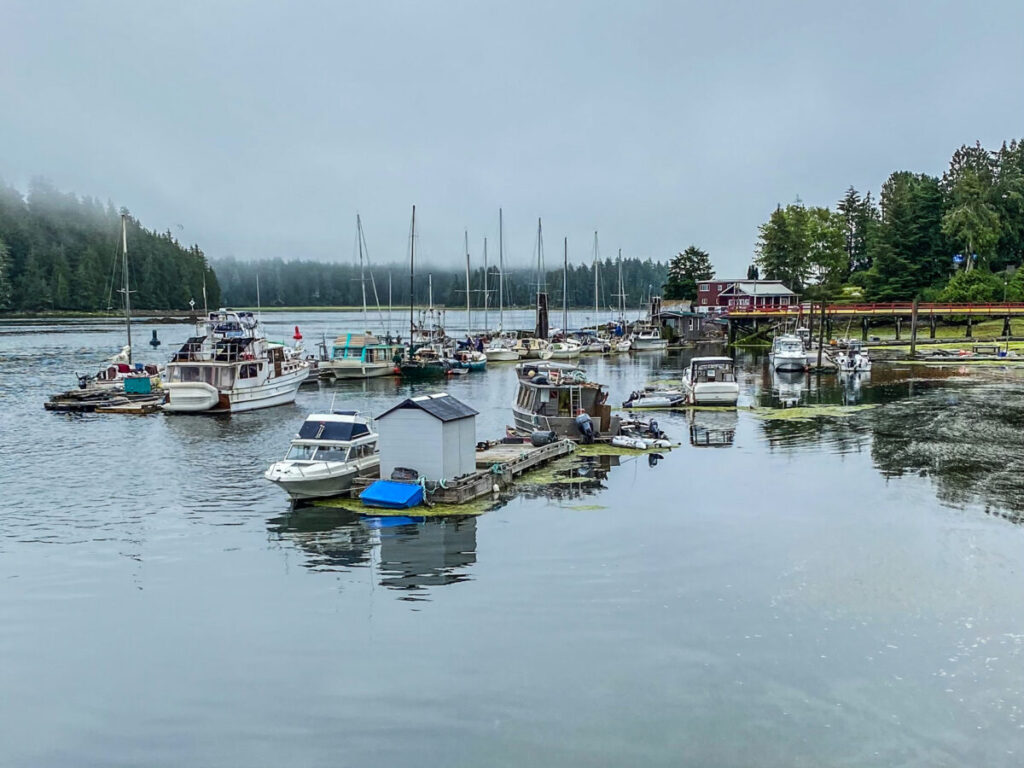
[359,480,424,509]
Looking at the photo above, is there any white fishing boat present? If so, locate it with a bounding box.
[320,333,401,379]
[264,411,380,500]
[513,337,549,359]
[834,340,872,372]
[541,339,582,360]
[770,334,808,372]
[163,309,309,413]
[631,324,669,351]
[613,336,632,353]
[682,356,739,406]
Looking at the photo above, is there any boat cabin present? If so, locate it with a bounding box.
[330,333,398,365]
[687,356,736,384]
[512,361,613,436]
[285,412,377,463]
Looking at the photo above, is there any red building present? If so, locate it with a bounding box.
[696,279,797,312]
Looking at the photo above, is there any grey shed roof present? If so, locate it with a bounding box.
[377,392,478,422]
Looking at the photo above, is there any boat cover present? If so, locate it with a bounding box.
[359,480,423,509]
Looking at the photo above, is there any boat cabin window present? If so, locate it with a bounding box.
[693,363,735,383]
[314,446,349,462]
[286,444,317,461]
[219,367,235,387]
[239,363,260,379]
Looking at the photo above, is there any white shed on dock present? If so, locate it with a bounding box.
[376,392,478,483]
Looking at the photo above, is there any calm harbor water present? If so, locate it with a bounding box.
[2,311,1024,767]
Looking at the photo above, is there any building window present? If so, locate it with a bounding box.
[701,297,708,305]
[700,284,709,291]
[780,297,789,305]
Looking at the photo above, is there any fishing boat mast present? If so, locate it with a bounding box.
[464,229,471,337]
[119,213,132,364]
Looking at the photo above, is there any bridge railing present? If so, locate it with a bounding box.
[725,302,1024,317]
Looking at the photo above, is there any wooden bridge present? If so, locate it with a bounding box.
[726,302,1024,342]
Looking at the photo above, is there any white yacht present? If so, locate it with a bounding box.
[513,337,549,359]
[483,336,520,362]
[631,324,668,350]
[770,334,808,372]
[163,309,309,413]
[682,356,740,406]
[265,411,380,500]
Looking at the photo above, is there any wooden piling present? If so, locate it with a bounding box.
[929,314,936,339]
[966,317,972,338]
[909,298,919,357]
[816,302,826,368]
[894,316,901,340]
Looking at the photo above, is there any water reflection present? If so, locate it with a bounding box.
[268,507,478,599]
[837,370,868,404]
[519,455,618,500]
[687,409,737,447]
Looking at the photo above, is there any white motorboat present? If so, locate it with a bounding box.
[265,411,380,500]
[484,333,520,361]
[770,334,808,372]
[612,336,632,353]
[513,337,549,359]
[622,388,686,409]
[834,340,872,372]
[320,333,402,379]
[540,339,582,360]
[631,324,668,351]
[682,356,739,406]
[163,309,309,413]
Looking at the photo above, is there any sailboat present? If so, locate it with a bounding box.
[320,215,403,379]
[514,218,551,359]
[400,206,452,379]
[453,230,487,371]
[485,209,520,361]
[81,213,163,392]
[540,237,581,360]
[612,250,632,353]
[579,232,611,354]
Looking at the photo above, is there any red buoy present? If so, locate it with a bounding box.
[293,325,302,341]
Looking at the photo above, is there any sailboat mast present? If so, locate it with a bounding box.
[618,249,625,320]
[593,231,599,331]
[121,213,132,364]
[563,237,568,334]
[464,229,471,337]
[357,214,367,331]
[483,237,488,334]
[387,272,392,336]
[409,205,415,348]
[498,209,504,332]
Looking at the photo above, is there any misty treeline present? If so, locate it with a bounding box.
[754,139,1024,302]
[213,255,668,310]
[0,178,220,312]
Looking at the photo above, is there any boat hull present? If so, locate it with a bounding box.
[322,362,396,379]
[772,354,807,372]
[265,461,379,500]
[163,367,306,413]
[684,382,739,406]
[484,348,519,362]
[632,339,668,351]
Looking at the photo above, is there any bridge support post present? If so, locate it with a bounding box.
[825,318,832,340]
[929,315,936,339]
[910,299,919,357]
[1003,316,1011,338]
[727,319,735,345]
[966,317,972,338]
[895,317,901,340]
[816,302,826,368]
[861,317,869,341]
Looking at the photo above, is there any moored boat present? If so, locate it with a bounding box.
[162,309,309,413]
[511,361,618,440]
[770,334,808,372]
[631,324,668,350]
[320,333,402,379]
[681,356,739,406]
[265,411,380,500]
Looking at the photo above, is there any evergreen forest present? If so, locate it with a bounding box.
[0,178,220,312]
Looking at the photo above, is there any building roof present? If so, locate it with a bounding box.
[719,280,796,297]
[377,392,478,422]
[697,278,746,285]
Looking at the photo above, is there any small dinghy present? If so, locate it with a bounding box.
[622,389,686,409]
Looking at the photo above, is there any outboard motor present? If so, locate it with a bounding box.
[575,412,595,444]
[647,419,663,440]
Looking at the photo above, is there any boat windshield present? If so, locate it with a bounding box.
[286,444,317,461]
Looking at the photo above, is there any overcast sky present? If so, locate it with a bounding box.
[2,0,1023,276]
